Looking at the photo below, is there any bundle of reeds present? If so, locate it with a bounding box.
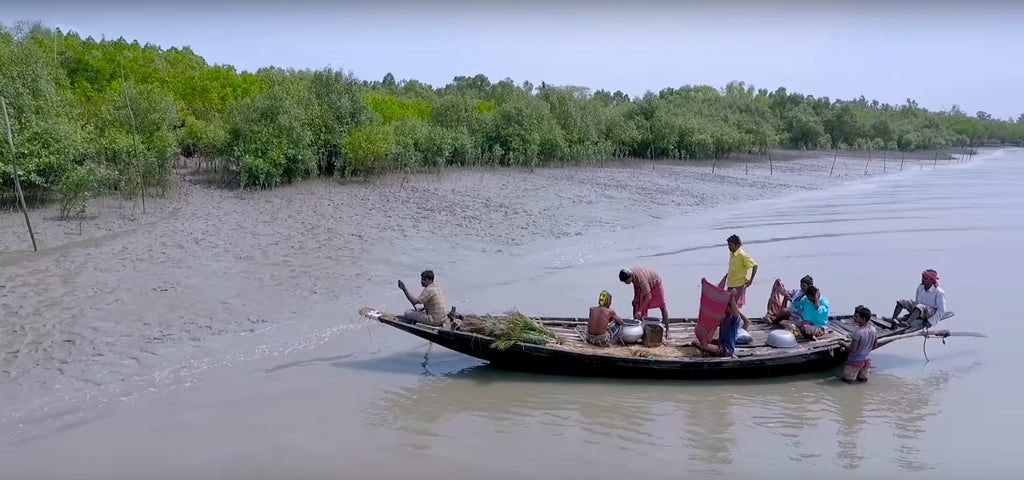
[459,310,557,351]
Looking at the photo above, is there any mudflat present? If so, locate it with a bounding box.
[0,148,982,471]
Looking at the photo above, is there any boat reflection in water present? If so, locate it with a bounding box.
[347,349,980,475]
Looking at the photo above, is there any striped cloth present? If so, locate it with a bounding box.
[696,278,732,345]
[765,279,789,321]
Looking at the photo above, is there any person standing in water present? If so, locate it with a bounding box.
[838,305,878,383]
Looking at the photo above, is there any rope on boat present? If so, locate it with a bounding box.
[921,329,948,363]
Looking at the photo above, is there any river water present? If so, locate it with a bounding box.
[0,150,1017,479]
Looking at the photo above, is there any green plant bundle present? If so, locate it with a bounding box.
[476,310,558,351]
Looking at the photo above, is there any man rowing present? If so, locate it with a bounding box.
[618,266,670,338]
[397,269,448,327]
[892,269,948,330]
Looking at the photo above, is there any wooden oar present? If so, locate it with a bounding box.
[875,329,987,348]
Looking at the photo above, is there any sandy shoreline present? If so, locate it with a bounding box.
[0,147,978,439]
[0,148,971,255]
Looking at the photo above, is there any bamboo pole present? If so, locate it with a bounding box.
[767,147,773,176]
[875,329,987,348]
[829,148,838,176]
[2,97,38,252]
[120,60,146,215]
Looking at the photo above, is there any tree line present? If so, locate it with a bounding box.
[2,20,1022,206]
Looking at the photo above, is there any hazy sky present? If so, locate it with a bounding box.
[4,0,1023,119]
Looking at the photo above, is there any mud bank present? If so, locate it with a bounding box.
[0,149,975,440]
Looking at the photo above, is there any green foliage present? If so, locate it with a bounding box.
[342,124,393,176]
[365,94,431,125]
[0,23,84,190]
[57,163,97,219]
[2,19,1023,199]
[459,310,558,351]
[223,81,314,188]
[475,100,495,113]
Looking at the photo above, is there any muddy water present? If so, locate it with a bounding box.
[0,150,1014,479]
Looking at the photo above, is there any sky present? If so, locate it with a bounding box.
[3,0,1023,119]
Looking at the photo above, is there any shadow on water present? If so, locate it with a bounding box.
[329,348,980,474]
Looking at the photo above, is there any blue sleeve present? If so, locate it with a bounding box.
[817,298,830,315]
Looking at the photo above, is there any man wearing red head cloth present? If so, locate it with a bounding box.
[892,269,948,330]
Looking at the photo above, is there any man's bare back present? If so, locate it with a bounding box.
[589,305,623,335]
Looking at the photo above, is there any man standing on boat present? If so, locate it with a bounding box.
[892,269,948,330]
[721,234,758,310]
[397,270,448,327]
[619,266,670,339]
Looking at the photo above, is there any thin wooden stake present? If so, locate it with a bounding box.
[829,148,838,176]
[864,150,871,175]
[2,97,38,252]
[768,148,773,176]
[900,152,905,171]
[120,60,145,215]
[883,151,887,173]
[933,150,938,169]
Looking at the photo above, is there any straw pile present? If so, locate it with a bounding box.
[459,309,559,350]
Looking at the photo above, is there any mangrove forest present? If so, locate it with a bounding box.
[3,20,1023,204]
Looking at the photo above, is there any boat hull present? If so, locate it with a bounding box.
[375,314,852,380]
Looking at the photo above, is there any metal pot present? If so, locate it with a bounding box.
[620,319,644,343]
[767,329,799,348]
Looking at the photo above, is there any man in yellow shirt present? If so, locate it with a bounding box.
[720,234,758,310]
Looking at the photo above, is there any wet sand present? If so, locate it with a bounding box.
[0,148,987,475]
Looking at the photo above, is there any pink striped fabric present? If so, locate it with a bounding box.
[765,279,789,319]
[697,277,732,345]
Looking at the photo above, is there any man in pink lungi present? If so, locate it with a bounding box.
[619,266,670,338]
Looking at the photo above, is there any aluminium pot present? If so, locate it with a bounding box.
[620,319,644,343]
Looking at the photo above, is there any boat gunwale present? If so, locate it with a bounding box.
[370,311,884,366]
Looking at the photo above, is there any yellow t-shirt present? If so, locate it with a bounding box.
[727,248,757,288]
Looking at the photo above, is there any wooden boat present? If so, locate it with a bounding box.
[358,306,963,380]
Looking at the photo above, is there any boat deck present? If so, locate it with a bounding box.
[539,318,853,360]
